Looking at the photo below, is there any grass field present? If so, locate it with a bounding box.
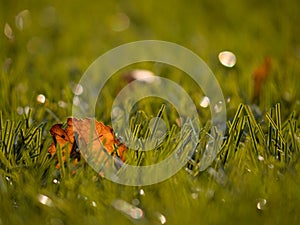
[1,0,300,224]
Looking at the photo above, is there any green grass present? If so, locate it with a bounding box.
[0,104,299,225]
[1,0,300,224]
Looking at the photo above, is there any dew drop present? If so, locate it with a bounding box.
[131,69,160,83]
[256,198,267,210]
[268,164,274,169]
[131,198,140,206]
[5,176,13,186]
[139,189,145,196]
[129,208,144,219]
[191,192,198,199]
[73,96,80,106]
[17,107,24,115]
[157,213,167,224]
[52,179,60,184]
[77,194,88,201]
[218,51,236,67]
[111,106,123,120]
[37,94,46,104]
[214,101,224,113]
[13,201,19,208]
[38,194,53,207]
[112,199,143,220]
[91,201,97,207]
[58,100,67,108]
[24,106,30,114]
[200,96,210,108]
[72,84,84,95]
[258,155,264,161]
[4,23,14,40]
[15,9,31,30]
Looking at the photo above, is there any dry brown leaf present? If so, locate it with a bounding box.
[49,118,126,172]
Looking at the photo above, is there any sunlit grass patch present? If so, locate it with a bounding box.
[0,103,299,225]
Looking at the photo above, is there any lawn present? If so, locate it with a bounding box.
[0,0,300,224]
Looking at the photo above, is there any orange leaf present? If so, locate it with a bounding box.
[48,118,126,173]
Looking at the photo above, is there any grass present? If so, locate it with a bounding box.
[1,0,300,224]
[0,103,299,225]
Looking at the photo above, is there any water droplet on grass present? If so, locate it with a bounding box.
[91,201,97,207]
[258,155,264,161]
[256,198,267,210]
[131,69,160,83]
[13,201,18,208]
[218,51,236,67]
[200,96,210,108]
[38,194,53,207]
[15,9,31,30]
[139,189,145,196]
[72,84,84,95]
[132,198,140,206]
[17,107,24,115]
[37,94,46,104]
[191,192,198,199]
[157,213,167,224]
[77,194,88,201]
[214,101,224,113]
[24,106,30,114]
[130,208,143,219]
[268,164,274,169]
[112,199,143,220]
[73,96,80,105]
[52,179,60,184]
[58,100,67,108]
[4,23,14,40]
[111,106,123,120]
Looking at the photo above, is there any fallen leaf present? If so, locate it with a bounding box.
[252,57,272,103]
[49,118,126,175]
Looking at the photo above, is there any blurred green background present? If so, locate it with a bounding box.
[1,0,300,120]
